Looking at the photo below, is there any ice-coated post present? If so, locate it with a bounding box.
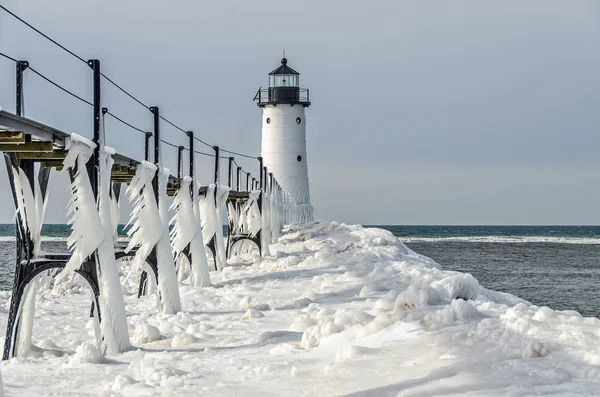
[228,157,234,188]
[87,59,101,198]
[236,166,241,191]
[150,106,160,199]
[247,173,251,191]
[269,172,273,193]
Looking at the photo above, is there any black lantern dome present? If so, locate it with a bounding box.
[254,58,310,107]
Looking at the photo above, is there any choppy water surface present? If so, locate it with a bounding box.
[1,224,599,317]
[375,225,600,317]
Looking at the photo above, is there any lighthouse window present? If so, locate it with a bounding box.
[266,117,271,124]
[296,117,301,124]
[297,155,302,162]
[271,75,299,87]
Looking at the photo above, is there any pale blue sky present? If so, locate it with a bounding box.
[1,0,600,225]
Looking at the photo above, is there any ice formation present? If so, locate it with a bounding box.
[124,161,162,276]
[192,180,211,286]
[9,162,46,356]
[170,177,210,287]
[155,166,181,314]
[243,190,262,238]
[261,188,272,256]
[61,133,104,276]
[94,142,131,354]
[199,184,218,246]
[124,162,182,313]
[213,185,230,270]
[11,165,44,256]
[110,183,121,243]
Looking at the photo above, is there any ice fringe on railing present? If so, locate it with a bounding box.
[200,184,217,247]
[170,177,210,287]
[61,134,104,276]
[192,180,211,286]
[125,162,181,314]
[214,185,230,270]
[125,161,162,278]
[156,166,181,313]
[110,183,120,243]
[95,143,130,353]
[11,166,44,256]
[10,163,45,357]
[261,188,272,256]
[243,190,262,238]
[124,162,180,313]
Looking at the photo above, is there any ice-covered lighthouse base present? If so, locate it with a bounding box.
[2,222,600,396]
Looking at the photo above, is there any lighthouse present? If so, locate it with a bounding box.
[255,57,313,223]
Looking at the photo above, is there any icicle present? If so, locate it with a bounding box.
[227,201,239,235]
[124,161,162,275]
[191,179,211,286]
[11,166,42,256]
[95,144,131,354]
[60,134,104,278]
[155,166,181,314]
[261,188,271,256]
[170,176,198,255]
[170,176,210,287]
[9,162,48,356]
[214,185,230,271]
[243,190,262,238]
[110,183,120,242]
[200,184,218,245]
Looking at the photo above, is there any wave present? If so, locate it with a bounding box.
[400,235,600,244]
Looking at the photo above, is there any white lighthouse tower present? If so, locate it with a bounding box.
[255,57,313,223]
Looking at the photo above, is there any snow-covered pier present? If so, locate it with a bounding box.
[0,56,296,397]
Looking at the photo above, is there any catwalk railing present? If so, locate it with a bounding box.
[0,5,293,361]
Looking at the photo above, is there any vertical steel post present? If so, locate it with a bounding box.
[258,157,263,190]
[15,61,28,116]
[247,173,251,191]
[150,106,160,199]
[187,131,194,179]
[177,145,184,179]
[269,172,273,194]
[236,166,241,191]
[87,59,101,198]
[144,132,152,161]
[213,146,220,184]
[227,157,234,188]
[264,167,268,193]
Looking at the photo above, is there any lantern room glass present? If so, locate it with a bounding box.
[270,74,299,87]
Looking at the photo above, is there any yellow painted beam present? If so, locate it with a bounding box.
[0,142,54,152]
[16,150,66,160]
[0,131,24,143]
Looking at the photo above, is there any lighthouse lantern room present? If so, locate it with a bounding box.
[254,57,313,223]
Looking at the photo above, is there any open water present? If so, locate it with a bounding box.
[1,224,599,317]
